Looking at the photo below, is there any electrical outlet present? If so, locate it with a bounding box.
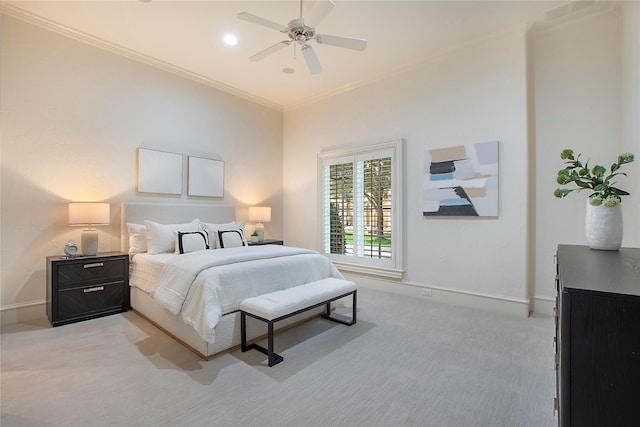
[421,288,432,297]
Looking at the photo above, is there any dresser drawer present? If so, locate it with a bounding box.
[56,257,126,289]
[56,281,126,322]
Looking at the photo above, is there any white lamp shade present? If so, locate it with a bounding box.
[248,206,271,223]
[68,203,110,226]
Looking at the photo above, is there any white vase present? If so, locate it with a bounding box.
[584,201,623,250]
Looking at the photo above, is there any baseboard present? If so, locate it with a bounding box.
[0,300,47,326]
[341,273,531,318]
[0,281,541,326]
[531,296,555,316]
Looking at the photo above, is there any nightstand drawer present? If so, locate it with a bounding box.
[57,281,126,321]
[56,258,126,289]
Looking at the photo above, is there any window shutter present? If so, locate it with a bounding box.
[319,140,404,279]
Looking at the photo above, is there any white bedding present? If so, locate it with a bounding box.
[129,253,173,293]
[130,245,343,343]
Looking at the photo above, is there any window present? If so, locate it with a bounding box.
[318,140,404,279]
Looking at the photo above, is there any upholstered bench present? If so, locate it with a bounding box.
[240,278,357,366]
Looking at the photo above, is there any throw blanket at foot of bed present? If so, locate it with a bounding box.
[240,278,357,367]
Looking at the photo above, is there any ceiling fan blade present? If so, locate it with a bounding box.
[304,0,336,28]
[237,12,289,33]
[302,45,323,75]
[250,41,291,62]
[316,33,367,51]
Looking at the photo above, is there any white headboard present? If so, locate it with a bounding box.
[121,202,236,253]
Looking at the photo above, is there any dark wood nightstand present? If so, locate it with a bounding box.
[247,239,284,246]
[46,252,129,327]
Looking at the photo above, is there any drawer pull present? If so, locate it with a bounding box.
[83,262,104,269]
[84,286,105,293]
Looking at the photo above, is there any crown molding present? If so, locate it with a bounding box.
[1,3,284,112]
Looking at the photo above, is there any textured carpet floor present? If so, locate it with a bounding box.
[1,287,556,427]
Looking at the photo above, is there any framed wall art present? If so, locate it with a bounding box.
[187,156,224,197]
[423,140,499,217]
[137,148,183,195]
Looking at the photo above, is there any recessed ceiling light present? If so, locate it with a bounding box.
[223,35,238,46]
[282,67,295,74]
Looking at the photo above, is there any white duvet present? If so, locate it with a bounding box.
[137,245,343,343]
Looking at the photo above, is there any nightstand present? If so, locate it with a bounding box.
[46,252,129,327]
[248,239,284,246]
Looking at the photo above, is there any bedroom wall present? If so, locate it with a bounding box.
[621,0,640,239]
[531,6,640,313]
[282,4,639,317]
[0,15,284,324]
[283,27,532,316]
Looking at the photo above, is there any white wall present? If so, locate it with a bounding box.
[621,0,640,242]
[1,16,284,324]
[283,28,532,316]
[531,6,640,311]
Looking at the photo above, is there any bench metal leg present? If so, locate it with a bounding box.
[321,290,357,326]
[240,311,247,351]
[240,313,284,367]
[266,321,283,367]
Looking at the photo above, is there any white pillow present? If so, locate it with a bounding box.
[217,228,247,248]
[175,231,209,254]
[200,221,245,249]
[144,219,200,254]
[127,223,147,255]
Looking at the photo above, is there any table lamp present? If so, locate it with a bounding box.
[69,202,110,256]
[248,206,271,242]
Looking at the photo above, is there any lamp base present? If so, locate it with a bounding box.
[255,223,265,242]
[81,229,98,256]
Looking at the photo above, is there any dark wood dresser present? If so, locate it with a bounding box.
[555,244,640,427]
[47,252,129,326]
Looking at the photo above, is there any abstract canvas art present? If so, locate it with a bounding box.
[423,141,499,217]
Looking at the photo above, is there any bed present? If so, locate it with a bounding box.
[121,202,343,359]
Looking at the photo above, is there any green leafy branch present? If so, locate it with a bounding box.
[553,149,635,207]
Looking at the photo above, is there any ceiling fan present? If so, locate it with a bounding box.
[237,0,367,75]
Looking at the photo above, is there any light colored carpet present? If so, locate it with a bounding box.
[1,288,556,427]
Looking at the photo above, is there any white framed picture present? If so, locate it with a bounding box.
[137,148,183,195]
[188,156,224,197]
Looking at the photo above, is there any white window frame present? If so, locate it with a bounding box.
[318,139,404,279]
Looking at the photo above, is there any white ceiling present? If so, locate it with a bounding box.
[3,0,571,111]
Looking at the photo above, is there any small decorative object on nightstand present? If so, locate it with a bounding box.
[46,252,129,327]
[247,239,283,246]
